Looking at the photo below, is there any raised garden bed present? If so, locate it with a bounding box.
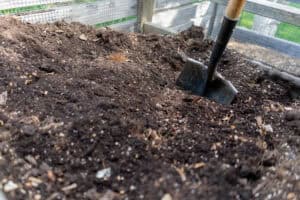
[0,17,299,200]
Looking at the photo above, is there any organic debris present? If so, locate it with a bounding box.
[0,17,299,200]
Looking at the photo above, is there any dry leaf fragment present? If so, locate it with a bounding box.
[107,52,128,63]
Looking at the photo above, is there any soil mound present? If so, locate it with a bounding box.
[0,17,299,200]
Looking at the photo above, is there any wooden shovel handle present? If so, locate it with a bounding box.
[225,0,247,20]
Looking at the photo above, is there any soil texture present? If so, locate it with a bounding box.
[0,17,299,200]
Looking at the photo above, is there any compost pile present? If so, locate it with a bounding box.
[0,17,299,200]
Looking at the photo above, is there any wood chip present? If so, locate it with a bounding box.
[47,170,56,182]
[62,183,77,192]
[79,34,87,41]
[55,30,64,33]
[255,116,263,127]
[193,162,206,169]
[25,155,37,166]
[28,177,42,187]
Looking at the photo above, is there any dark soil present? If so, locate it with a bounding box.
[0,17,299,200]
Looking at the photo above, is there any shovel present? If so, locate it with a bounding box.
[176,0,247,105]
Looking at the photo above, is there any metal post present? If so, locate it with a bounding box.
[137,0,156,33]
[206,2,218,38]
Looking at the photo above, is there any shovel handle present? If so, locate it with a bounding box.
[206,0,246,83]
[226,0,247,20]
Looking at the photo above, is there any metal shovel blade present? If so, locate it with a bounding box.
[176,58,238,105]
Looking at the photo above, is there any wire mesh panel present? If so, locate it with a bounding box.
[68,0,137,28]
[0,0,70,10]
[20,6,71,23]
[0,0,138,31]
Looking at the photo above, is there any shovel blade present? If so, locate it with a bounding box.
[176,58,238,105]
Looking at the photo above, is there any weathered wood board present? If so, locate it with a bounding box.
[152,3,197,30]
[233,27,300,59]
[155,0,195,10]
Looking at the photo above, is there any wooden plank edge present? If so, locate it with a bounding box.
[143,22,177,35]
[233,27,300,59]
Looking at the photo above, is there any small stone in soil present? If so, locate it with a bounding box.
[34,194,41,200]
[21,125,36,136]
[263,124,273,133]
[3,181,18,192]
[27,177,42,187]
[25,155,37,166]
[287,193,296,200]
[161,193,172,200]
[79,34,88,41]
[96,168,112,180]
